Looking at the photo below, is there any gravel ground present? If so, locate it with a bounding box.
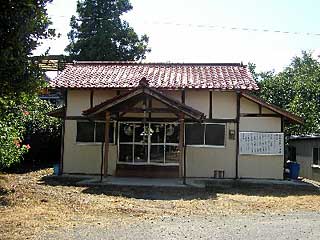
[41,211,320,240]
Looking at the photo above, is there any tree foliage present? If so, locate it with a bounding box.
[0,95,61,169]
[0,0,55,96]
[0,0,59,169]
[65,0,150,61]
[255,52,320,135]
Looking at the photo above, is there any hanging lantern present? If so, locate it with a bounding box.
[124,124,133,136]
[166,124,174,136]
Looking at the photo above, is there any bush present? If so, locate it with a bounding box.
[0,97,29,169]
[0,95,61,170]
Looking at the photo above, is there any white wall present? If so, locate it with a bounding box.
[67,89,91,116]
[185,90,210,117]
[186,123,237,178]
[240,117,282,132]
[240,97,259,113]
[212,91,237,119]
[239,116,283,179]
[93,89,117,106]
[63,120,117,175]
[239,155,283,179]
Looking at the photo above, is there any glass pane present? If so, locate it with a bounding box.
[95,122,114,143]
[205,124,225,146]
[166,123,179,143]
[76,121,94,142]
[95,122,105,142]
[119,123,134,142]
[134,123,149,144]
[150,145,164,163]
[134,144,148,162]
[313,148,318,165]
[151,123,165,143]
[119,144,133,162]
[185,123,204,145]
[165,145,179,163]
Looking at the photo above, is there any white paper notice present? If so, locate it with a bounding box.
[239,132,284,155]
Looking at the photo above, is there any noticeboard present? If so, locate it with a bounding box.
[239,132,284,155]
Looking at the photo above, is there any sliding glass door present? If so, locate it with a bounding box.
[118,122,179,165]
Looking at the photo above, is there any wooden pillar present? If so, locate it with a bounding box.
[59,89,67,175]
[104,111,111,177]
[209,91,213,119]
[235,92,240,179]
[59,120,65,175]
[178,114,185,179]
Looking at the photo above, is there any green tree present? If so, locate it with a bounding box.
[65,0,150,61]
[0,0,55,96]
[0,0,57,169]
[257,51,320,135]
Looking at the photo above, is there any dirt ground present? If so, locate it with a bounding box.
[0,169,320,240]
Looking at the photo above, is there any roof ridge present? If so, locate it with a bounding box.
[74,61,244,67]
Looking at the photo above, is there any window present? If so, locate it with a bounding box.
[76,121,114,143]
[313,148,320,166]
[118,122,179,165]
[185,123,204,145]
[205,124,225,146]
[77,122,94,142]
[186,123,225,146]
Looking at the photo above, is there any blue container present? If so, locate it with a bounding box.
[53,164,60,175]
[288,162,300,179]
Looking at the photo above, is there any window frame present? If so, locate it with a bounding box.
[185,122,226,148]
[312,147,320,167]
[117,121,180,166]
[76,120,116,145]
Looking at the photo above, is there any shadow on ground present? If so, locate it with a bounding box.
[40,175,216,200]
[40,175,320,200]
[83,185,217,200]
[0,175,12,206]
[3,162,57,174]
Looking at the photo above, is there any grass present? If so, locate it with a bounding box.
[0,169,319,240]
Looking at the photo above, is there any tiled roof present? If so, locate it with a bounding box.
[50,61,259,90]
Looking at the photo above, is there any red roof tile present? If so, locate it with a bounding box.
[50,62,259,90]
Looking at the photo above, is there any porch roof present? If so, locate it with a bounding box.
[47,106,65,118]
[82,78,205,121]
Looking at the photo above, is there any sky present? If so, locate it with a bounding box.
[34,0,320,72]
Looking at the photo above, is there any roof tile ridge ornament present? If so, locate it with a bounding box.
[139,77,149,87]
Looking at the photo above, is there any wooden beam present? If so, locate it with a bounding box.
[281,116,285,179]
[209,91,213,119]
[114,107,179,113]
[116,90,120,120]
[104,111,111,177]
[258,104,262,114]
[148,96,152,119]
[235,92,240,179]
[181,90,185,103]
[59,88,67,175]
[118,117,179,122]
[204,118,237,123]
[178,114,185,178]
[240,113,279,117]
[90,90,94,108]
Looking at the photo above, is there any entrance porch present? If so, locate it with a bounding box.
[82,78,205,180]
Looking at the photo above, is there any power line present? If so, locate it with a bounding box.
[151,21,320,37]
[48,15,320,37]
